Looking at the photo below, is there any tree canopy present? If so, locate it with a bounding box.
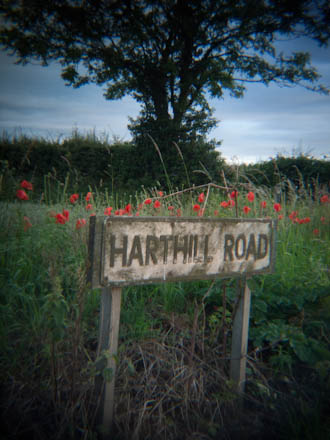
[1,0,329,185]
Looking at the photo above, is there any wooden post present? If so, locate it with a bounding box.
[230,277,251,393]
[96,286,122,436]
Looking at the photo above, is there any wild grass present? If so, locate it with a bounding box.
[0,172,329,439]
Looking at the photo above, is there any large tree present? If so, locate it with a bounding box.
[1,0,329,184]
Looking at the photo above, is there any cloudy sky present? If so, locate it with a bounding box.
[0,37,329,164]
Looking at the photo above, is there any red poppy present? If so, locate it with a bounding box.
[62,209,69,221]
[55,213,66,224]
[321,216,326,223]
[85,204,93,211]
[193,203,201,212]
[16,189,29,200]
[70,193,79,204]
[104,207,112,216]
[85,192,92,202]
[76,218,87,229]
[20,180,33,191]
[168,205,174,211]
[135,211,140,217]
[273,203,282,212]
[198,208,205,217]
[313,228,319,236]
[320,195,329,203]
[23,216,32,231]
[228,199,235,207]
[125,204,132,214]
[247,192,255,202]
[214,210,219,216]
[176,208,182,217]
[230,191,238,199]
[158,191,164,197]
[243,206,251,214]
[144,198,152,205]
[289,211,298,220]
[198,193,205,203]
[278,214,284,220]
[260,201,267,209]
[154,200,161,209]
[220,201,229,208]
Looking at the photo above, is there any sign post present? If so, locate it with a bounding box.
[88,216,276,433]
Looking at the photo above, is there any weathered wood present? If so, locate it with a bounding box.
[230,277,251,393]
[96,286,122,436]
[90,216,276,288]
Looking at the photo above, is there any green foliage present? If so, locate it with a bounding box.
[240,153,330,190]
[1,0,329,175]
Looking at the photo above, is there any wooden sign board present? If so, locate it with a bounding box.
[88,216,276,287]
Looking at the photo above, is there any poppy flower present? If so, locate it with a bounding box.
[23,216,32,231]
[70,193,79,204]
[85,192,92,202]
[85,204,93,211]
[321,216,326,223]
[55,213,66,224]
[243,206,251,214]
[230,191,238,199]
[198,193,205,203]
[273,203,282,212]
[278,214,284,220]
[289,211,298,220]
[76,218,86,229]
[20,180,33,191]
[214,210,219,216]
[154,200,161,209]
[62,209,69,221]
[247,192,255,202]
[125,204,132,214]
[16,189,29,200]
[220,201,229,208]
[198,208,205,217]
[168,205,174,211]
[176,208,182,217]
[104,207,112,216]
[228,199,235,207]
[313,229,319,236]
[320,195,329,203]
[260,201,267,209]
[158,191,164,197]
[144,198,152,205]
[193,204,201,212]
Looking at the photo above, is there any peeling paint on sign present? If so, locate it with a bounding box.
[88,217,276,287]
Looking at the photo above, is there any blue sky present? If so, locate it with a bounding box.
[0,38,329,164]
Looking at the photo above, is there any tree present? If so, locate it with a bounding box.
[1,0,329,185]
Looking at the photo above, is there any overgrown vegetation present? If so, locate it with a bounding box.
[0,165,329,439]
[1,130,329,200]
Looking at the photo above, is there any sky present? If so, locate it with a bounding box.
[0,37,329,164]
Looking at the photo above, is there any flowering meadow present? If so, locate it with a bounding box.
[1,177,330,440]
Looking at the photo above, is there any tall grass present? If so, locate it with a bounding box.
[0,173,329,439]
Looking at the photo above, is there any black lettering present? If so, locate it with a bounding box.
[145,235,158,265]
[246,233,257,260]
[188,235,198,262]
[203,235,209,263]
[235,234,246,260]
[173,235,188,263]
[110,234,128,267]
[127,235,144,266]
[224,234,234,261]
[160,235,173,263]
[257,234,268,259]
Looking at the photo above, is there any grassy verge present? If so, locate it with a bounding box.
[0,177,329,439]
